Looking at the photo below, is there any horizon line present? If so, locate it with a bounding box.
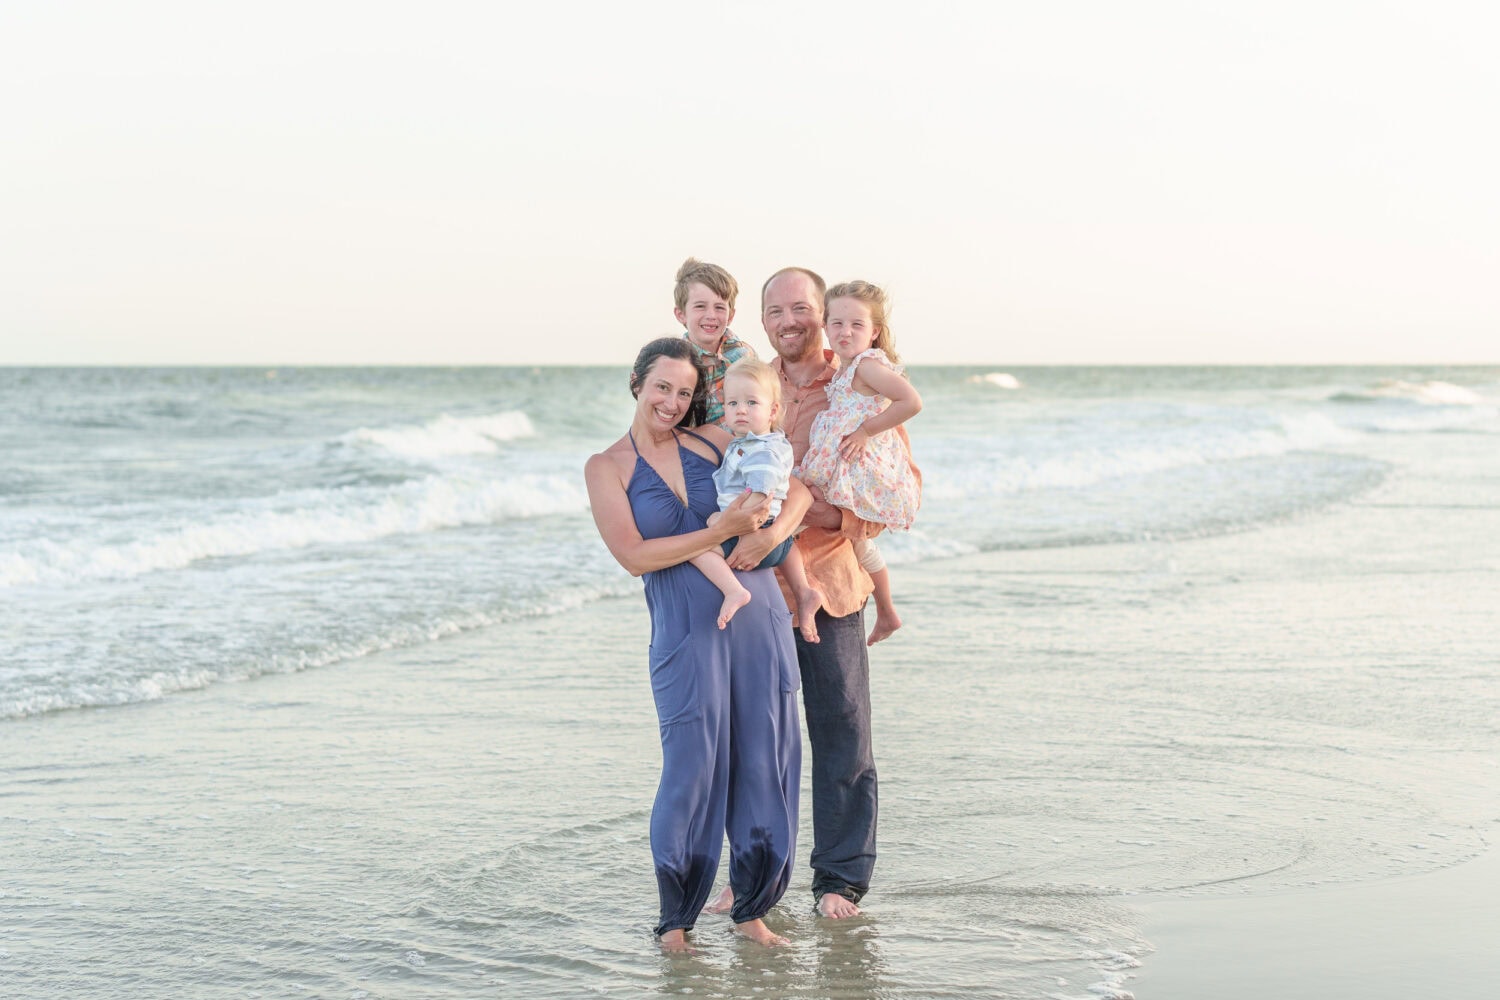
[3,360,1498,370]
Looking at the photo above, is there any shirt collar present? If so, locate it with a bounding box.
[681,330,743,359]
[770,349,837,387]
[732,429,781,444]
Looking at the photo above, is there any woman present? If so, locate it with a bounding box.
[585,337,807,950]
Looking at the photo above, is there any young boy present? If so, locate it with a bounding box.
[674,258,757,426]
[691,357,826,641]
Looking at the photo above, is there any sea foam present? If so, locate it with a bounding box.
[1330,380,1497,432]
[0,579,636,719]
[0,471,587,589]
[1367,379,1483,406]
[1332,379,1487,407]
[969,372,1024,389]
[928,413,1357,501]
[343,411,535,459]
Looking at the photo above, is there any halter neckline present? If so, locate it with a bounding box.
[628,428,722,463]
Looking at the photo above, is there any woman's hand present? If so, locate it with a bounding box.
[726,479,812,570]
[838,425,871,461]
[587,441,758,578]
[719,489,773,536]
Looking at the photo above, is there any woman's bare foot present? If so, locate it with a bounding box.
[733,918,789,946]
[866,603,901,646]
[795,586,825,643]
[817,893,862,919]
[717,585,753,629]
[702,886,734,914]
[658,929,694,953]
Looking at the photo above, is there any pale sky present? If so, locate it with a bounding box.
[3,1,1497,366]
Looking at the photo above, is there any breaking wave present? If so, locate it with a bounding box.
[0,471,586,589]
[342,411,536,460]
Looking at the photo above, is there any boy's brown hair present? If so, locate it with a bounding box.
[674,258,739,312]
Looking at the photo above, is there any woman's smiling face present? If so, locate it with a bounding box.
[636,356,700,430]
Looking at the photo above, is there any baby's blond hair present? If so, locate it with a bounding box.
[723,356,783,431]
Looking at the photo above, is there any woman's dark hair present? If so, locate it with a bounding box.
[629,337,709,428]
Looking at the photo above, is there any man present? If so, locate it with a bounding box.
[725,266,879,918]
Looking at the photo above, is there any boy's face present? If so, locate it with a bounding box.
[675,282,736,353]
[722,374,777,438]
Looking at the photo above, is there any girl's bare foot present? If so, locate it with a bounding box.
[817,893,862,918]
[866,606,901,646]
[733,918,789,946]
[717,586,753,629]
[702,886,734,914]
[795,586,825,643]
[659,929,694,953]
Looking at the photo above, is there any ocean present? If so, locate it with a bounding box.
[3,364,1498,998]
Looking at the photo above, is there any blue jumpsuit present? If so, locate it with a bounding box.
[627,430,802,936]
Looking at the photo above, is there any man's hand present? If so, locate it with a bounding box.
[726,529,776,570]
[802,498,842,531]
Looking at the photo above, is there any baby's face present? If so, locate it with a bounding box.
[722,374,776,438]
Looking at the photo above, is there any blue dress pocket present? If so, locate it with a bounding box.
[648,631,701,728]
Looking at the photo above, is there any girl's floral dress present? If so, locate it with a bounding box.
[797,348,921,530]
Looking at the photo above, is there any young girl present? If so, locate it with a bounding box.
[692,357,826,638]
[796,281,922,646]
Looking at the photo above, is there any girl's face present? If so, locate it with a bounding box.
[721,373,778,438]
[635,356,699,431]
[825,297,877,363]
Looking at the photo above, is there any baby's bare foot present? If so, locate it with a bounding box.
[717,586,753,629]
[867,606,901,646]
[795,586,824,643]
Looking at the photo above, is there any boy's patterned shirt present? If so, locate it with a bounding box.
[682,331,756,426]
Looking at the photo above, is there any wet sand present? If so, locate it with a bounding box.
[1134,842,1500,997]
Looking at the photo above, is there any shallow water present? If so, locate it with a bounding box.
[3,366,1499,998]
[6,365,1494,717]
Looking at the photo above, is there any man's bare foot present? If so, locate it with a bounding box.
[717,586,753,629]
[658,929,694,953]
[817,893,862,919]
[733,918,789,946]
[702,886,734,914]
[866,606,901,646]
[795,586,825,643]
